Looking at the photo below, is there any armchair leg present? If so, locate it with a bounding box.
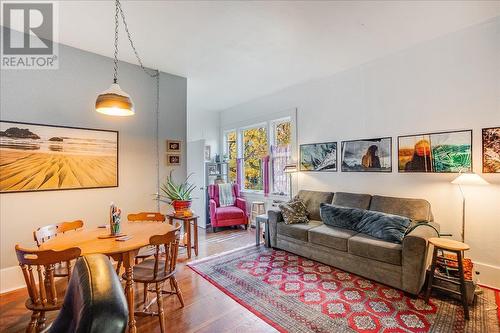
[212,226,217,233]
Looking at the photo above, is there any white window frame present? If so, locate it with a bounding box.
[221,109,297,196]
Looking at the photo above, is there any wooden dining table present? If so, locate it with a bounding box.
[38,221,175,333]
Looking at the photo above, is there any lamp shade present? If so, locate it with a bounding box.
[451,172,489,185]
[95,83,135,116]
[284,163,298,173]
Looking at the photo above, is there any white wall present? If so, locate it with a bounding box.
[188,108,220,158]
[220,18,500,287]
[0,38,187,292]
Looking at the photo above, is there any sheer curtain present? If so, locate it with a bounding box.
[271,145,290,195]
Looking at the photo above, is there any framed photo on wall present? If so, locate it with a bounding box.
[398,129,472,173]
[299,142,337,171]
[482,127,500,173]
[166,140,181,152]
[0,120,118,193]
[166,153,181,166]
[204,145,211,161]
[341,137,392,172]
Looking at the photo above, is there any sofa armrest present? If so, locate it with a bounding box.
[402,222,440,294]
[267,208,283,247]
[209,199,217,224]
[235,197,247,215]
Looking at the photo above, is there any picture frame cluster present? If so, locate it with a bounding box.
[299,127,499,174]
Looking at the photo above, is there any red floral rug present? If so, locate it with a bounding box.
[188,245,499,333]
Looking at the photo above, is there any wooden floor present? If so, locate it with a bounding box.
[0,227,278,333]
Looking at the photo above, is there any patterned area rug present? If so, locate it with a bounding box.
[188,245,500,333]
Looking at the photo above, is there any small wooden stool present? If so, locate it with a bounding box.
[166,214,199,259]
[251,201,266,226]
[425,237,470,320]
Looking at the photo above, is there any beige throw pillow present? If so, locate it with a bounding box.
[279,199,309,225]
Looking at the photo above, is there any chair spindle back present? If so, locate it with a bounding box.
[128,212,166,222]
[149,223,181,279]
[15,245,81,307]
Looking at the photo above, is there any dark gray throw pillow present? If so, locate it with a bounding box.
[320,203,364,230]
[279,199,309,225]
[320,203,411,244]
[356,210,411,244]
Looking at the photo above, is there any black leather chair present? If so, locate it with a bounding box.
[49,254,128,333]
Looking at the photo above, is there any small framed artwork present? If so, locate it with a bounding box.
[341,137,392,172]
[299,142,337,171]
[166,154,181,166]
[398,129,472,173]
[204,145,211,161]
[482,127,500,173]
[166,140,181,152]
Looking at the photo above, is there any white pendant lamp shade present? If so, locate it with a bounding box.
[95,83,135,116]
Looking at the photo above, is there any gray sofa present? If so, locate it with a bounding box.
[268,190,439,295]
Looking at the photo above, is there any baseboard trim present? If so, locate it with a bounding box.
[473,261,500,290]
[1,265,25,294]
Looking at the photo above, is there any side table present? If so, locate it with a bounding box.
[166,214,199,259]
[255,214,270,247]
[425,237,470,320]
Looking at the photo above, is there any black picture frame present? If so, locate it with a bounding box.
[299,142,337,172]
[482,126,500,173]
[0,120,119,193]
[397,129,472,173]
[340,137,392,172]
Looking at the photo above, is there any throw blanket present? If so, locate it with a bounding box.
[218,183,235,207]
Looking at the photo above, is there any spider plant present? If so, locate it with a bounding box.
[158,171,196,203]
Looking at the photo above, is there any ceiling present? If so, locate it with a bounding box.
[55,1,499,114]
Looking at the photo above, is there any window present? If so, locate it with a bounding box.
[225,130,237,182]
[271,120,291,195]
[222,110,295,195]
[243,126,267,190]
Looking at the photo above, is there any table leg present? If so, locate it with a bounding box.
[255,219,260,246]
[185,220,191,259]
[123,251,137,333]
[193,218,199,256]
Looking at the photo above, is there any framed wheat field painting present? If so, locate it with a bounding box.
[299,142,337,172]
[0,121,118,193]
[341,137,392,172]
[482,127,500,173]
[398,129,472,173]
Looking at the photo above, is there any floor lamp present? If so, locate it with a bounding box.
[284,163,298,200]
[451,172,489,243]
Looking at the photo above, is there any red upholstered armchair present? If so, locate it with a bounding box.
[208,184,248,232]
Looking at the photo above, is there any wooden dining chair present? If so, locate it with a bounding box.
[15,244,81,333]
[115,212,166,275]
[33,220,84,280]
[122,223,183,333]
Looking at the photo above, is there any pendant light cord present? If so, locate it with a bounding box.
[113,0,161,209]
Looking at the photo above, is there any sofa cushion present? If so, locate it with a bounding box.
[332,192,372,210]
[295,190,334,221]
[369,195,433,222]
[216,206,245,220]
[308,224,358,251]
[277,220,322,242]
[279,199,309,224]
[320,203,363,230]
[348,233,403,265]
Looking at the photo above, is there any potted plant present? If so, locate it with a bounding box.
[158,171,196,216]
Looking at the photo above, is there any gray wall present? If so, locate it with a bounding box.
[0,34,187,289]
[220,18,500,288]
